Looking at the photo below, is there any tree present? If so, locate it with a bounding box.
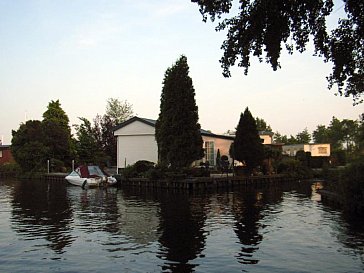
[287,135,299,145]
[192,0,364,104]
[216,149,221,170]
[106,98,134,125]
[234,107,264,174]
[255,117,272,131]
[91,98,134,166]
[273,131,288,144]
[313,125,331,143]
[11,120,49,172]
[92,114,116,165]
[42,100,73,163]
[296,128,311,143]
[74,118,106,165]
[356,114,364,154]
[341,118,358,154]
[155,55,204,168]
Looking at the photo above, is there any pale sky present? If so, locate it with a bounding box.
[0,0,362,144]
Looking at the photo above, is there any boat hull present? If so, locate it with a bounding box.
[65,176,101,188]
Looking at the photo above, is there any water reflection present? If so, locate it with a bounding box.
[1,179,363,272]
[11,180,73,253]
[157,192,209,273]
[231,186,285,267]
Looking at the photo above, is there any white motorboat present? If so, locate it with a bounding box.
[65,165,118,189]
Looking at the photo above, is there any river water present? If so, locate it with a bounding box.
[0,178,363,273]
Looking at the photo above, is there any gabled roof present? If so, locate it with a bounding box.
[113,116,156,131]
[113,116,234,140]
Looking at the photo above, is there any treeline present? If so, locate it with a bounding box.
[10,98,133,173]
[273,116,364,164]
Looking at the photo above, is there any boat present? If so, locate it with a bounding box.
[65,165,118,189]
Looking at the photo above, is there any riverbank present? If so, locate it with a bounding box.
[40,172,296,190]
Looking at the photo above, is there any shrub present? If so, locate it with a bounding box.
[277,158,312,179]
[0,162,21,173]
[336,159,364,213]
[134,160,155,173]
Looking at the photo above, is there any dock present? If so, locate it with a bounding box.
[122,174,295,190]
[42,173,67,182]
[41,172,296,190]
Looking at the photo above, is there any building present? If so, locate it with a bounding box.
[282,143,331,157]
[0,145,14,165]
[113,116,274,169]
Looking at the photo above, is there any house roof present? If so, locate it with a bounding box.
[113,116,235,140]
[0,145,11,149]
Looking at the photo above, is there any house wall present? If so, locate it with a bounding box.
[308,144,331,157]
[201,135,234,166]
[282,144,331,157]
[0,146,14,165]
[260,134,272,144]
[114,120,158,168]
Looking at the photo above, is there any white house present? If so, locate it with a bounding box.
[113,116,274,169]
[282,143,331,157]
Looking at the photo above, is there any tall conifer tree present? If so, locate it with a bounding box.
[234,107,264,174]
[42,100,72,162]
[155,55,204,168]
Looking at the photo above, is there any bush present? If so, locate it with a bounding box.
[134,160,155,173]
[330,150,347,166]
[145,167,166,180]
[122,160,155,179]
[0,162,21,173]
[335,159,364,214]
[50,158,66,172]
[277,158,313,179]
[122,165,138,179]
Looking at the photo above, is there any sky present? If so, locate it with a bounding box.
[0,0,362,145]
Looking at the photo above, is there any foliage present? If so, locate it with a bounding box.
[296,128,311,143]
[313,116,362,160]
[134,160,155,174]
[234,107,264,175]
[42,100,71,131]
[93,114,117,166]
[341,160,364,213]
[11,120,49,172]
[155,55,204,168]
[330,150,347,166]
[90,98,134,166]
[105,98,134,125]
[123,162,161,179]
[216,149,221,169]
[273,132,288,144]
[0,162,21,173]
[74,117,106,165]
[42,100,73,163]
[312,125,331,143]
[276,157,313,179]
[262,145,282,174]
[327,158,364,214]
[192,0,364,104]
[255,117,272,131]
[49,158,66,173]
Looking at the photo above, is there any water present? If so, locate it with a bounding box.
[0,178,363,273]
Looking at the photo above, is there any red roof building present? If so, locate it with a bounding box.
[0,145,14,165]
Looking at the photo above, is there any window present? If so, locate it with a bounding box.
[0,150,2,158]
[318,147,327,154]
[205,141,215,166]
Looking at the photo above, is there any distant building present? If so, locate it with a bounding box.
[113,116,275,169]
[0,145,14,165]
[282,143,331,157]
